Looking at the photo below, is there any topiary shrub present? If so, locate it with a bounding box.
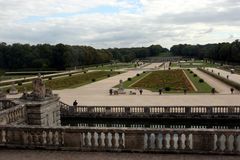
[165,87,171,91]
[107,74,111,77]
[128,78,132,81]
[48,77,52,80]
[136,73,140,77]
[84,71,87,74]
[18,82,22,86]
[143,71,146,74]
[190,71,193,73]
[69,74,72,77]
[193,74,198,77]
[187,69,190,71]
[118,72,121,74]
[92,78,96,82]
[199,79,204,83]
[110,69,113,72]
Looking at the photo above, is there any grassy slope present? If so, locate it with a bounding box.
[184,69,212,93]
[6,71,120,92]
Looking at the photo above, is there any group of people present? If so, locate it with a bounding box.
[109,88,143,95]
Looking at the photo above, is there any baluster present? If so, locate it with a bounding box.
[177,133,183,150]
[49,130,53,145]
[84,132,89,147]
[119,132,124,149]
[170,132,175,149]
[42,131,47,145]
[60,131,64,145]
[2,130,6,143]
[97,132,103,147]
[155,133,159,149]
[185,133,191,150]
[162,132,167,149]
[225,134,229,152]
[215,133,221,151]
[91,132,95,147]
[233,134,239,153]
[111,132,116,148]
[104,132,109,148]
[146,133,151,149]
[54,131,59,145]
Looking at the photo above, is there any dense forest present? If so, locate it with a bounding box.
[0,43,168,71]
[170,40,240,63]
[1,39,239,71]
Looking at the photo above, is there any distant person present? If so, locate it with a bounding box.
[139,89,143,95]
[184,89,187,95]
[211,88,216,95]
[159,89,162,95]
[231,88,234,94]
[73,100,78,106]
[109,89,113,95]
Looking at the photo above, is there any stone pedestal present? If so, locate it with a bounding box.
[24,96,61,126]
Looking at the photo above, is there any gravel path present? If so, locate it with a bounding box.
[192,69,238,94]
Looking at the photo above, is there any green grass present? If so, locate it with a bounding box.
[0,75,31,81]
[125,70,194,92]
[171,61,219,68]
[114,72,150,88]
[89,63,135,71]
[184,69,212,93]
[4,71,120,92]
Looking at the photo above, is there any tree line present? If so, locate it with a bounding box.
[0,42,168,71]
[170,40,240,63]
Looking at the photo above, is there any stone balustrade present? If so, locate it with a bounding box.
[60,102,240,119]
[0,104,26,125]
[0,126,240,155]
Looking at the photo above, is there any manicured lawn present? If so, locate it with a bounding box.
[114,72,150,88]
[184,69,212,93]
[130,70,194,92]
[4,71,120,92]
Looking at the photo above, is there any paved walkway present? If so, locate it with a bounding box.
[207,68,240,83]
[192,69,238,94]
[0,150,238,160]
[55,63,164,103]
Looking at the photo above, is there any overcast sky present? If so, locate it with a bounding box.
[0,0,239,48]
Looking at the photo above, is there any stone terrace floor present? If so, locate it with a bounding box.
[0,150,238,160]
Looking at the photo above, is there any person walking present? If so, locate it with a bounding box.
[139,89,143,95]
